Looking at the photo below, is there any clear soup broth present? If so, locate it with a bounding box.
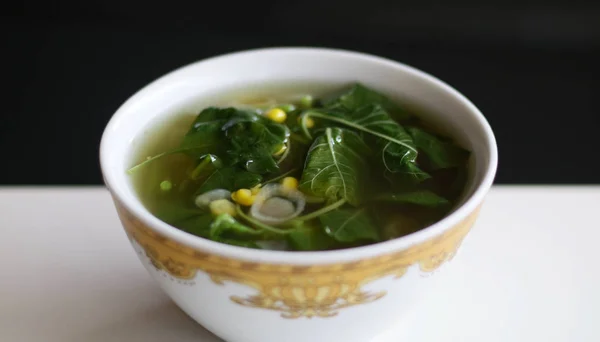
[130,83,470,251]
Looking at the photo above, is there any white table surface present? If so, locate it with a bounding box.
[1,186,598,342]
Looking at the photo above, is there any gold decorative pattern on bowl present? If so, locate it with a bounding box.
[115,202,480,318]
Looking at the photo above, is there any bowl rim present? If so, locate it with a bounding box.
[100,47,498,265]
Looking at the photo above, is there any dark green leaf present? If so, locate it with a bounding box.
[303,105,429,181]
[407,127,470,170]
[233,171,263,190]
[197,167,235,193]
[371,190,449,207]
[197,167,262,194]
[190,154,222,181]
[276,137,311,174]
[210,214,263,239]
[325,83,410,121]
[299,127,370,206]
[261,168,299,185]
[176,214,214,238]
[286,220,342,251]
[284,108,303,134]
[194,106,257,122]
[153,201,205,224]
[128,107,262,173]
[179,107,238,157]
[398,163,431,182]
[320,208,380,243]
[210,209,289,247]
[286,222,341,251]
[353,105,429,180]
[181,107,289,174]
[382,169,422,191]
[225,121,289,174]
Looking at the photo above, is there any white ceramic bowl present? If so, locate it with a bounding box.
[100,48,497,342]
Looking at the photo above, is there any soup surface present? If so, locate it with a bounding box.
[130,83,470,251]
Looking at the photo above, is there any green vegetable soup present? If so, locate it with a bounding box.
[129,84,470,251]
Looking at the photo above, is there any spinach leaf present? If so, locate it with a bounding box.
[397,163,431,182]
[286,220,342,251]
[299,127,370,206]
[176,214,214,238]
[153,200,205,224]
[325,83,410,121]
[302,105,429,181]
[197,167,262,194]
[371,190,449,207]
[210,214,263,239]
[189,154,222,181]
[351,105,428,179]
[320,208,380,243]
[233,171,263,190]
[286,223,341,251]
[197,167,235,193]
[179,107,288,174]
[129,107,287,174]
[179,107,242,157]
[407,127,470,170]
[153,201,214,238]
[225,120,290,174]
[284,108,303,134]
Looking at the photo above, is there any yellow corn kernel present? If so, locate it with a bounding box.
[231,189,255,206]
[273,144,287,156]
[251,185,261,195]
[265,108,287,123]
[298,115,315,128]
[304,117,315,128]
[209,199,236,216]
[281,177,299,190]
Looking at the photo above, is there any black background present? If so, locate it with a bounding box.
[3,1,600,185]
